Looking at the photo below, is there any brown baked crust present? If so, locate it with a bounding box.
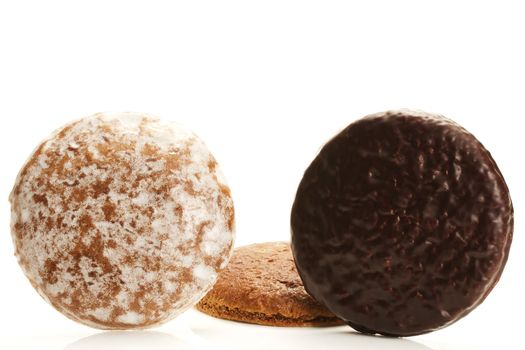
[195,242,344,327]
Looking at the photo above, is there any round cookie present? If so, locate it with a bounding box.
[10,112,235,329]
[291,110,513,336]
[196,242,344,327]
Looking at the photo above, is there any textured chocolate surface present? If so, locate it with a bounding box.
[291,110,513,336]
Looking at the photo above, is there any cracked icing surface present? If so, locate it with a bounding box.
[10,112,235,329]
[291,110,513,336]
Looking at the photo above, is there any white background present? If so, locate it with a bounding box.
[0,1,524,349]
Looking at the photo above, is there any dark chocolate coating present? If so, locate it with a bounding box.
[291,110,513,336]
